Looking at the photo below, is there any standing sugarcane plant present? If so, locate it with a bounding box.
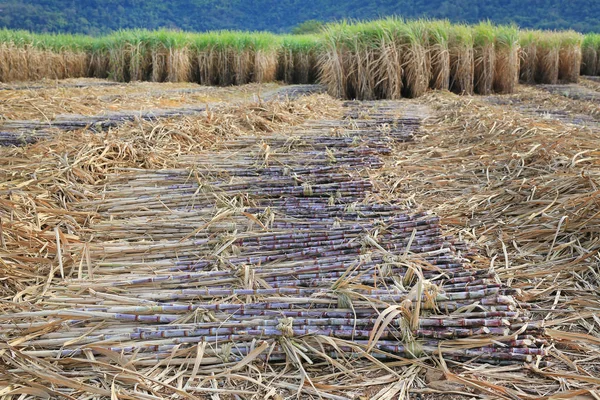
[278,35,322,84]
[319,21,353,99]
[534,31,561,84]
[190,31,220,85]
[106,31,132,82]
[493,25,520,94]
[425,20,451,91]
[251,32,280,83]
[519,30,537,84]
[448,24,474,95]
[128,31,152,81]
[581,34,600,76]
[557,30,584,83]
[473,22,496,95]
[399,20,430,98]
[0,29,91,82]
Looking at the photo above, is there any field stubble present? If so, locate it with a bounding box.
[1,79,600,398]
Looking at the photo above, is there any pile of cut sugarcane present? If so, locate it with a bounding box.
[1,101,547,383]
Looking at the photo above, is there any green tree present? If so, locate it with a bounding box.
[0,0,599,34]
[291,20,325,35]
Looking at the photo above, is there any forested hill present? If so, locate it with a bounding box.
[2,0,599,35]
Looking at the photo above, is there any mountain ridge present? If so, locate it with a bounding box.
[2,0,599,35]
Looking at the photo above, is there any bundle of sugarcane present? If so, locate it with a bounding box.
[0,129,52,146]
[2,267,541,367]
[0,104,209,147]
[80,214,450,271]
[71,104,423,225]
[89,203,434,240]
[69,103,436,259]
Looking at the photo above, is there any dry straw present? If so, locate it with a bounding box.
[2,59,600,398]
[375,86,600,399]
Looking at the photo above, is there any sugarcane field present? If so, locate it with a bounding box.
[1,19,600,399]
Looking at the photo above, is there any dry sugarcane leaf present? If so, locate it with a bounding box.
[186,341,207,387]
[427,380,468,392]
[4,387,52,399]
[367,305,405,352]
[86,346,131,368]
[229,340,270,372]
[545,329,600,346]
[545,391,598,400]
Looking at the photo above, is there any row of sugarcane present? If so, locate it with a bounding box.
[4,318,546,365]
[0,129,50,146]
[74,111,419,223]
[0,103,209,147]
[320,19,589,99]
[2,101,546,375]
[0,29,319,85]
[1,22,600,98]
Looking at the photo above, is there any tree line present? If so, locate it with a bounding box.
[1,0,598,35]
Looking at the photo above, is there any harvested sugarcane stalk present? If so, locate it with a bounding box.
[0,97,549,400]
